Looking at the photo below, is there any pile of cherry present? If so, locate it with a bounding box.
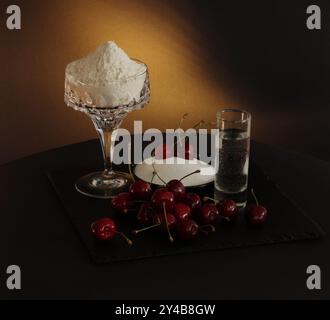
[91,173,268,246]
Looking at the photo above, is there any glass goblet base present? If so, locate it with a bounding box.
[75,170,132,199]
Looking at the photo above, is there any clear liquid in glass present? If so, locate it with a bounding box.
[215,128,249,206]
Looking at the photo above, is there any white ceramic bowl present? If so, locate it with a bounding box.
[134,157,215,187]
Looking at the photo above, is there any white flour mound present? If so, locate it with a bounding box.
[66,41,147,107]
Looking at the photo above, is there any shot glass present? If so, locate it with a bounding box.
[215,109,251,207]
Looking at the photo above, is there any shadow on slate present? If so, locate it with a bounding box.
[47,161,325,264]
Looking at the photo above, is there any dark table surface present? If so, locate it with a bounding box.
[0,139,329,300]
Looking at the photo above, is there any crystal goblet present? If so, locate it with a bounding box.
[64,60,150,198]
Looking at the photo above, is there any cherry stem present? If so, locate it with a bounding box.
[128,163,135,182]
[179,120,206,146]
[177,113,190,147]
[116,231,133,246]
[204,121,216,128]
[163,202,174,243]
[136,202,151,219]
[178,113,189,130]
[220,216,230,222]
[132,222,161,235]
[251,188,259,206]
[150,171,156,184]
[152,163,167,185]
[202,196,219,203]
[179,170,201,182]
[200,229,209,235]
[199,224,216,233]
[174,118,204,148]
[193,120,205,130]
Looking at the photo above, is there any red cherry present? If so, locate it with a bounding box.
[174,203,191,221]
[155,144,174,160]
[177,219,199,240]
[183,193,201,213]
[245,189,268,225]
[245,204,268,225]
[137,202,154,225]
[166,179,186,201]
[91,218,116,241]
[218,200,238,221]
[129,180,152,201]
[198,203,220,225]
[111,192,133,214]
[165,170,200,201]
[151,188,175,211]
[91,218,132,245]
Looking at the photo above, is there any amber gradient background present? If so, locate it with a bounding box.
[0,0,329,164]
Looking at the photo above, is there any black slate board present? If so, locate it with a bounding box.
[47,162,325,264]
